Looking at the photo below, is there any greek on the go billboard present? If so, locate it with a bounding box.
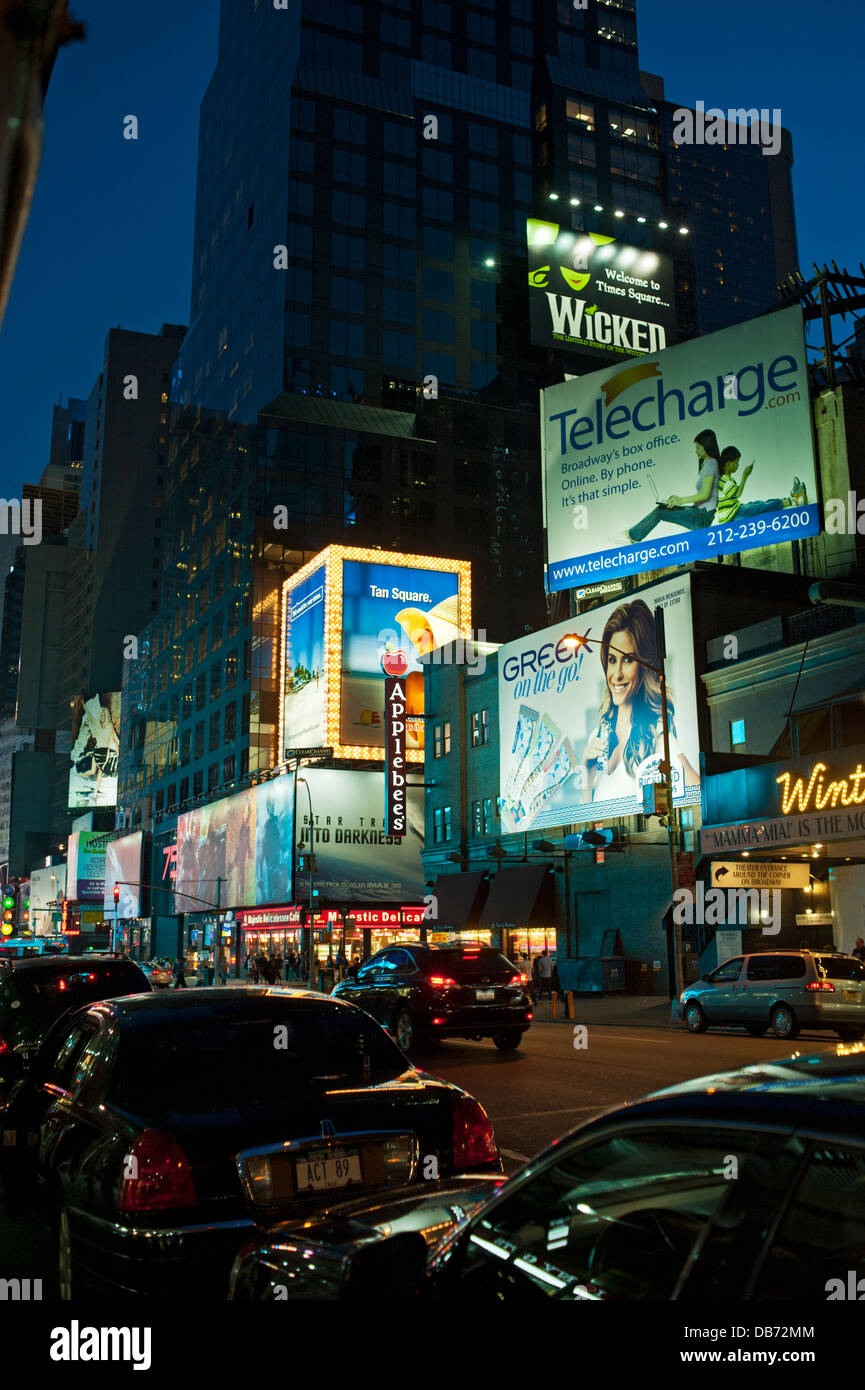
[527,220,676,363]
[280,545,471,764]
[498,573,700,832]
[542,305,819,592]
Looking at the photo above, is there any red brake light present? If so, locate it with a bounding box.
[509,972,528,985]
[452,1094,499,1169]
[806,980,835,992]
[57,978,67,991]
[117,1130,198,1212]
[0,1033,9,1054]
[429,976,457,989]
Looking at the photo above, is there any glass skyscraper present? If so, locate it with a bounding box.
[118,0,797,829]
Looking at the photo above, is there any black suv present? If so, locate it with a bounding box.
[0,954,150,1103]
[333,944,532,1052]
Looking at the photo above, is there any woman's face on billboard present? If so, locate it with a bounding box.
[605,630,639,707]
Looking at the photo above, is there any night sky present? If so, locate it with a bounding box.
[0,0,861,498]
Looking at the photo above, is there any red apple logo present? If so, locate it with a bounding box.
[382,649,409,677]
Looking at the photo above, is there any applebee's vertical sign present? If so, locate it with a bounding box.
[383,645,409,836]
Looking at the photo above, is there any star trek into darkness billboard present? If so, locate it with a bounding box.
[527,220,676,364]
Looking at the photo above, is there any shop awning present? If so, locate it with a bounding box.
[478,864,553,929]
[428,872,489,930]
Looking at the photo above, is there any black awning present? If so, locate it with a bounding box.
[428,872,489,930]
[478,864,554,929]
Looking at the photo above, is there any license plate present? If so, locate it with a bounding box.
[476,989,495,1002]
[844,990,858,1002]
[295,1149,362,1193]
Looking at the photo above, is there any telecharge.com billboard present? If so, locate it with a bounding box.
[542,305,819,591]
[498,574,700,831]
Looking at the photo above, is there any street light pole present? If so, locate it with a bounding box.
[298,777,315,988]
[559,617,684,997]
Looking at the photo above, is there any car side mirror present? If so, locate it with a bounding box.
[345,1232,428,1301]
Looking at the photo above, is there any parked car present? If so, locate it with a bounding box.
[0,954,150,1107]
[230,1046,865,1302]
[678,950,865,1040]
[229,1174,504,1300]
[139,960,172,989]
[332,943,532,1052]
[0,987,500,1297]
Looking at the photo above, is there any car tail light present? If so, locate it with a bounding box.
[117,1129,198,1212]
[509,972,528,985]
[452,1094,498,1169]
[0,1033,8,1054]
[429,976,457,989]
[431,1016,447,1025]
[806,980,836,992]
[526,1011,533,1020]
[57,979,67,991]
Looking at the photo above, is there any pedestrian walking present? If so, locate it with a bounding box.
[174,956,187,990]
[273,953,283,981]
[853,937,865,963]
[219,955,228,986]
[536,948,553,1001]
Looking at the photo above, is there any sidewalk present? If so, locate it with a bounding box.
[531,993,676,1029]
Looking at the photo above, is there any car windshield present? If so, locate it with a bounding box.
[109,1005,410,1111]
[814,956,865,982]
[427,949,518,976]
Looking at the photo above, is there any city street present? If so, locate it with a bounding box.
[410,1019,839,1171]
[0,1014,840,1299]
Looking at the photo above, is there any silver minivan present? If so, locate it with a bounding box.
[680,951,865,1041]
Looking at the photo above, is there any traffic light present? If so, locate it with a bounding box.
[113,882,120,905]
[3,888,15,935]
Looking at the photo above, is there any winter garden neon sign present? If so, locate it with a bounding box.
[776,761,865,816]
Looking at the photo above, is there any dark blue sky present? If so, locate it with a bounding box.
[0,0,861,497]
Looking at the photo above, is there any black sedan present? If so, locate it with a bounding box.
[0,954,150,1106]
[0,986,500,1298]
[333,943,533,1052]
[229,1046,865,1301]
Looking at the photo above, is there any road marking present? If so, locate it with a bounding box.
[499,1147,530,1163]
[493,1105,601,1121]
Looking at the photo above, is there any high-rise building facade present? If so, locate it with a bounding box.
[118,0,799,830]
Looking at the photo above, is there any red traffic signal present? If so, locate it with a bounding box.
[113,883,120,904]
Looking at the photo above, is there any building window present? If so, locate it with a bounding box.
[483,797,494,834]
[731,718,746,748]
[566,98,595,132]
[433,806,453,843]
[194,723,204,759]
[193,770,203,797]
[472,800,483,836]
[472,709,491,747]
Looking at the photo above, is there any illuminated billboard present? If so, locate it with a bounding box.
[527,220,676,363]
[175,773,295,914]
[542,305,819,591]
[283,563,326,749]
[280,546,471,764]
[299,768,425,903]
[66,830,111,903]
[498,574,700,831]
[68,693,121,809]
[103,832,144,918]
